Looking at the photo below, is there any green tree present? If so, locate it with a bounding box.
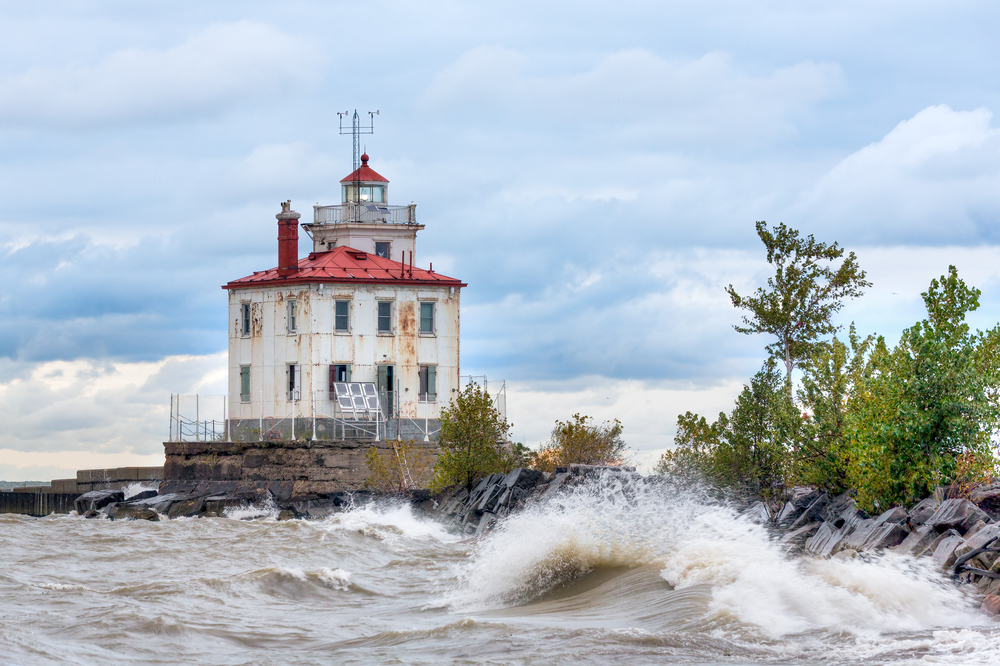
[726,222,871,390]
[429,383,513,491]
[792,326,874,494]
[657,361,799,499]
[846,267,1000,511]
[532,414,628,472]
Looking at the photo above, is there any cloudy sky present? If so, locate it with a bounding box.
[1,1,999,480]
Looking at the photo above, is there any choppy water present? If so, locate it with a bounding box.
[2,474,998,665]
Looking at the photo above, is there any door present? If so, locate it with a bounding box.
[376,364,394,416]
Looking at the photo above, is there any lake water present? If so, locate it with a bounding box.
[2,475,998,665]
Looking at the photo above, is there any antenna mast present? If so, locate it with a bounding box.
[338,109,378,215]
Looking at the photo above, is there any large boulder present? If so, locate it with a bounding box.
[925,499,989,534]
[110,506,159,521]
[893,524,938,557]
[74,489,124,514]
[908,497,940,526]
[953,523,1000,571]
[930,529,965,569]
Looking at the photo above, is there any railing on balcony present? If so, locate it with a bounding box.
[312,203,417,225]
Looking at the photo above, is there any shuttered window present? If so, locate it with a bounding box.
[241,303,251,336]
[239,365,251,402]
[419,365,437,402]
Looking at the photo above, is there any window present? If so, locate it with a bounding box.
[287,364,300,401]
[377,301,393,333]
[342,185,385,203]
[241,303,251,336]
[335,300,350,332]
[329,364,351,390]
[240,365,251,402]
[419,366,437,402]
[375,242,390,259]
[420,302,435,334]
[287,301,297,333]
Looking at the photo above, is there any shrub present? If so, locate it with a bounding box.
[429,383,514,491]
[656,361,798,500]
[364,440,434,494]
[532,414,628,473]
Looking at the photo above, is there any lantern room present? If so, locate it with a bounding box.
[341,153,389,203]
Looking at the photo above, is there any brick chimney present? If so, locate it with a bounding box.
[276,200,300,277]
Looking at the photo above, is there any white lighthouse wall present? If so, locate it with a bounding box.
[227,283,460,422]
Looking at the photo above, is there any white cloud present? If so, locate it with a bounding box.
[421,47,844,145]
[0,21,323,127]
[790,105,1000,244]
[0,352,226,461]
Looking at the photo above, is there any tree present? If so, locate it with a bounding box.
[792,326,873,494]
[657,361,799,500]
[846,267,1000,511]
[429,383,514,491]
[531,414,628,472]
[726,222,871,390]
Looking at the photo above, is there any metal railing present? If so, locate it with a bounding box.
[169,394,227,442]
[312,203,417,225]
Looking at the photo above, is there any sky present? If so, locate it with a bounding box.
[1,1,999,480]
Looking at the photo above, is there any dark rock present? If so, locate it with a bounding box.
[790,492,830,531]
[930,530,965,569]
[112,506,159,521]
[125,490,158,502]
[277,509,297,521]
[893,524,938,556]
[982,594,1000,616]
[925,499,989,534]
[908,497,940,526]
[74,490,125,514]
[954,523,1000,570]
[84,509,100,519]
[167,497,206,519]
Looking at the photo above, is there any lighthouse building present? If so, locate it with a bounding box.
[224,154,464,440]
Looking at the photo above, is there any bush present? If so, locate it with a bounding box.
[656,361,798,500]
[845,267,1000,511]
[364,441,434,494]
[531,414,628,473]
[429,383,514,491]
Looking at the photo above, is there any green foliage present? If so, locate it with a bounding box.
[846,267,1000,511]
[429,383,514,491]
[657,361,798,499]
[364,441,433,494]
[532,414,628,472]
[791,326,873,494]
[726,221,871,385]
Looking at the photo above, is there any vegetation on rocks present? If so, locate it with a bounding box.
[364,441,434,494]
[660,221,1000,513]
[531,414,628,473]
[428,383,517,491]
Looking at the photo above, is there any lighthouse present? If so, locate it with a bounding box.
[223,154,465,441]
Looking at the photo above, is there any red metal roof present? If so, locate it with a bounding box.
[340,154,389,183]
[223,246,465,290]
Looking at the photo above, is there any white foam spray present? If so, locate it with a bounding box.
[448,471,988,642]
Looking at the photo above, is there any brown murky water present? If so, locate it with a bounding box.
[2,477,998,665]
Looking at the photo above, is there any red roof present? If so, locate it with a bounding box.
[340,153,388,183]
[224,246,465,290]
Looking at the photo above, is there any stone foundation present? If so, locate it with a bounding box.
[162,438,439,501]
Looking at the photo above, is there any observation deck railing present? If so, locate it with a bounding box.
[312,203,417,225]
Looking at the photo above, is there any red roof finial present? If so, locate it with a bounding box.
[361,153,369,164]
